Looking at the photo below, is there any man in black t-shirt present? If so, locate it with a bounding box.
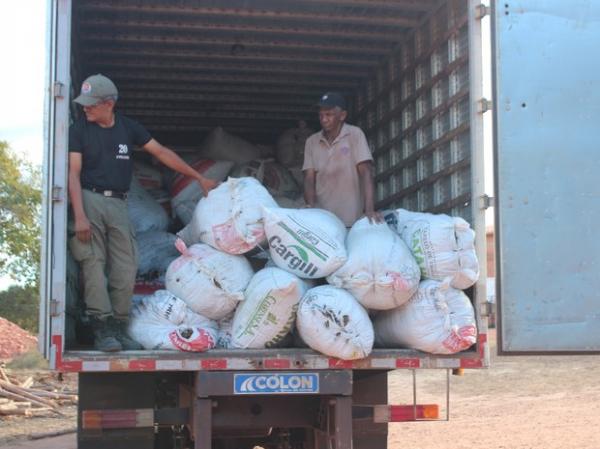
[68,74,217,352]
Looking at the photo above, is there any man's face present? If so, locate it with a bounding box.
[82,99,114,123]
[319,106,347,133]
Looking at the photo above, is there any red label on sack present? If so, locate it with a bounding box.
[170,159,216,197]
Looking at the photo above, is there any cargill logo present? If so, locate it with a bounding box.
[234,373,319,395]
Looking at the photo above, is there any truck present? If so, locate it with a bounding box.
[39,0,600,448]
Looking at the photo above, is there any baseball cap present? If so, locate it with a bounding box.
[317,92,346,110]
[74,74,118,106]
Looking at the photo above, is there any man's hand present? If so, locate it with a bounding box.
[197,176,219,196]
[75,215,92,243]
[365,209,384,224]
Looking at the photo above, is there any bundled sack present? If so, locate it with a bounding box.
[274,195,306,209]
[200,127,261,163]
[169,159,234,225]
[136,231,180,276]
[276,122,314,168]
[374,280,477,354]
[230,267,308,349]
[296,285,374,360]
[392,209,480,290]
[128,178,169,233]
[129,290,218,352]
[327,218,420,310]
[230,159,301,200]
[262,207,347,279]
[133,160,163,190]
[178,177,278,254]
[165,240,254,320]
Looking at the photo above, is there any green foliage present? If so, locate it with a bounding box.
[0,141,42,286]
[0,285,39,333]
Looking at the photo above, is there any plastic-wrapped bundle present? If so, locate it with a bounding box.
[230,159,301,200]
[328,218,420,310]
[374,280,477,354]
[129,290,218,352]
[296,285,374,360]
[165,240,253,320]
[136,231,179,276]
[392,209,480,290]
[178,177,278,254]
[230,267,308,349]
[262,207,347,279]
[128,178,168,233]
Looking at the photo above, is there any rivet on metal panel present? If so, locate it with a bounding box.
[479,194,495,210]
[478,98,492,114]
[52,82,65,98]
[475,4,489,20]
[52,185,63,202]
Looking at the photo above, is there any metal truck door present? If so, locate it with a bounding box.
[40,0,72,364]
[492,0,600,353]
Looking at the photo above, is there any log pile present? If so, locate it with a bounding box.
[0,366,77,417]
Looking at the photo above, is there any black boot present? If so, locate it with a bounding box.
[109,317,143,350]
[90,316,122,352]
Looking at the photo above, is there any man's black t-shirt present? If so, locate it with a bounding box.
[69,113,152,192]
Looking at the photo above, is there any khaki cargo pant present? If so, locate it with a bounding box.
[69,189,138,321]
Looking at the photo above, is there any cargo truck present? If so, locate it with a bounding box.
[40,0,600,448]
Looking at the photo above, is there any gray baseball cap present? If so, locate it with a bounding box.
[74,74,118,106]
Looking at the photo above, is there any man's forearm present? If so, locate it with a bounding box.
[360,164,376,213]
[304,173,316,206]
[154,147,201,180]
[68,174,87,220]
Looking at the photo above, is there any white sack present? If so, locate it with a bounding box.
[169,159,234,225]
[178,177,278,254]
[136,231,179,276]
[374,280,477,354]
[165,240,254,320]
[262,207,347,279]
[230,267,308,349]
[296,285,374,360]
[327,218,420,310]
[393,209,480,290]
[129,290,218,352]
[276,123,314,168]
[230,159,301,200]
[133,160,163,190]
[128,178,169,233]
[200,127,261,163]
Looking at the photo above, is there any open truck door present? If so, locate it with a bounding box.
[40,0,71,360]
[492,0,600,353]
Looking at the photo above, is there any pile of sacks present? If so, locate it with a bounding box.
[129,172,480,359]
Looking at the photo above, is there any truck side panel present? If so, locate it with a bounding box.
[493,0,600,353]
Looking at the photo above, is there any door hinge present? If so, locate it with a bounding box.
[478,98,493,113]
[52,185,63,202]
[50,299,60,317]
[475,4,489,20]
[480,194,495,210]
[53,81,65,99]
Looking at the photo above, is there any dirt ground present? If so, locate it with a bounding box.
[2,329,600,448]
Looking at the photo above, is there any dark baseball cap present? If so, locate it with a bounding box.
[74,74,118,106]
[316,92,346,110]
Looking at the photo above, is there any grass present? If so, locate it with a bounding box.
[6,349,48,370]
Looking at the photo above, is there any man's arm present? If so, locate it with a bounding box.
[357,161,383,223]
[143,138,217,196]
[68,152,92,242]
[303,169,317,207]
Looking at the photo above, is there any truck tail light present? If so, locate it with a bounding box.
[82,409,153,429]
[373,404,439,422]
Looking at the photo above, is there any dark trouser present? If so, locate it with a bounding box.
[69,189,138,320]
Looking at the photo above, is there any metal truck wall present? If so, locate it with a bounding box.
[493,0,600,353]
[365,0,474,222]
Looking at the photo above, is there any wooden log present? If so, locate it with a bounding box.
[20,376,34,389]
[0,367,11,384]
[0,380,58,408]
[29,428,77,440]
[0,387,63,414]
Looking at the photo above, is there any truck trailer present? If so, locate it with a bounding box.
[40,0,600,448]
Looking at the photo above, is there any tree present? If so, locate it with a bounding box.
[0,285,39,333]
[0,141,42,287]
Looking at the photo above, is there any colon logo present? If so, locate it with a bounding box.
[234,373,319,395]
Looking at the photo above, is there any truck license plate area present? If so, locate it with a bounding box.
[234,372,319,395]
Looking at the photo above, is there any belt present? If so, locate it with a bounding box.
[83,185,128,200]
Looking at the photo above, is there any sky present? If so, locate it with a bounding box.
[0,2,494,290]
[0,2,47,290]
